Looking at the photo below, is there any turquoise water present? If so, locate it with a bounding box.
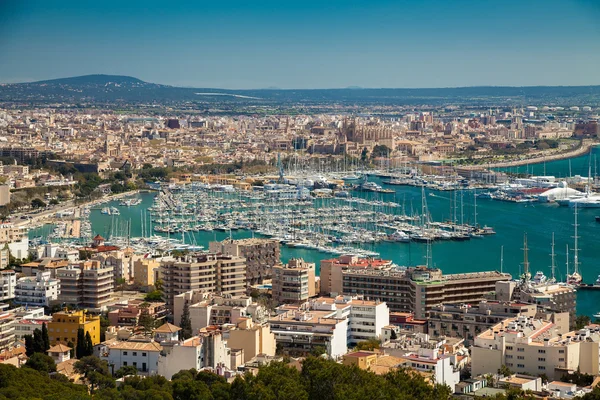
[34,146,600,318]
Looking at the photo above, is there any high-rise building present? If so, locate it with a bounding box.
[342,265,511,318]
[160,254,246,311]
[272,258,316,304]
[208,238,280,285]
[14,270,60,307]
[0,270,16,302]
[56,260,113,311]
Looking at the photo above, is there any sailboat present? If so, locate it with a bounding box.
[567,204,582,286]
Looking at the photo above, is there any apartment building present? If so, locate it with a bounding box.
[427,301,538,344]
[501,280,578,327]
[471,316,600,381]
[56,260,113,311]
[0,312,15,351]
[272,258,316,304]
[342,266,511,318]
[209,238,280,285]
[14,270,60,307]
[320,255,394,296]
[309,296,390,345]
[103,338,162,375]
[133,257,160,288]
[107,299,167,327]
[269,307,349,359]
[48,310,101,346]
[0,270,16,301]
[92,249,134,283]
[0,224,28,259]
[227,318,276,363]
[160,254,246,311]
[173,291,268,331]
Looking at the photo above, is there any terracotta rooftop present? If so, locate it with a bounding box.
[48,344,71,353]
[154,322,182,333]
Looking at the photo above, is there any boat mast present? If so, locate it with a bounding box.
[522,233,530,281]
[573,203,580,276]
[550,232,555,281]
[566,244,569,279]
[500,245,504,274]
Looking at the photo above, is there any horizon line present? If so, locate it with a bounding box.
[5,74,600,91]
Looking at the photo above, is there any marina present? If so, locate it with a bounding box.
[27,146,600,319]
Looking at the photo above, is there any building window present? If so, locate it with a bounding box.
[506,355,513,359]
[142,353,146,357]
[559,350,565,354]
[506,363,513,367]
[133,352,137,356]
[123,361,127,366]
[517,356,524,360]
[506,346,513,350]
[517,364,524,368]
[538,358,545,362]
[559,358,565,362]
[538,349,546,354]
[538,366,545,370]
[517,348,524,352]
[123,351,128,356]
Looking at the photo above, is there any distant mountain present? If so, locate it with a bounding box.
[32,74,148,86]
[1,74,599,106]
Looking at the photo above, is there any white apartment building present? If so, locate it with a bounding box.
[472,316,600,381]
[0,224,28,259]
[400,347,460,390]
[15,270,60,307]
[0,270,16,301]
[103,339,162,375]
[310,296,390,345]
[269,307,349,359]
[158,337,203,380]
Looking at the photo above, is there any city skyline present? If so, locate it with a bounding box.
[1,0,599,89]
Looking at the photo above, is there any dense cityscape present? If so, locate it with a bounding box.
[1,1,600,399]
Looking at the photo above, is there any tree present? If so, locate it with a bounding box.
[24,353,57,374]
[24,334,34,357]
[49,199,59,205]
[371,144,391,159]
[138,313,156,337]
[498,364,513,377]
[31,198,47,209]
[67,341,75,358]
[144,290,163,302]
[115,365,138,378]
[154,278,164,292]
[116,277,126,296]
[360,147,369,163]
[100,315,110,342]
[41,322,50,352]
[355,338,380,351]
[180,301,193,340]
[74,356,113,393]
[575,315,591,330]
[76,328,86,358]
[33,328,45,354]
[85,331,94,357]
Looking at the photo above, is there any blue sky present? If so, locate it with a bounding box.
[0,0,599,88]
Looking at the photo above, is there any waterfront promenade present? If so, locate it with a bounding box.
[461,139,597,169]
